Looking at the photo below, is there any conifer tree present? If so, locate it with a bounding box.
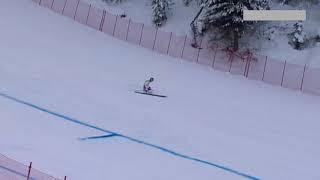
[192,0,270,50]
[290,22,306,50]
[183,0,193,6]
[103,0,125,3]
[151,0,173,27]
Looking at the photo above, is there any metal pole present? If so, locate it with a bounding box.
[27,162,32,180]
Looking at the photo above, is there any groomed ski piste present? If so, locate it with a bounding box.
[1,0,320,180]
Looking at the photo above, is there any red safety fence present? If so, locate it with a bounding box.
[114,17,130,41]
[197,39,215,66]
[51,0,66,14]
[140,25,157,49]
[62,0,79,19]
[102,12,117,35]
[182,37,201,62]
[154,30,171,55]
[86,6,104,30]
[126,21,143,45]
[168,34,186,58]
[74,1,90,25]
[0,153,64,180]
[33,0,320,96]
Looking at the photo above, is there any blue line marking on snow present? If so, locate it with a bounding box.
[0,93,115,134]
[79,133,118,140]
[0,92,260,180]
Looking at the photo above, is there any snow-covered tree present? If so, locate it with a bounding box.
[191,0,270,50]
[183,0,193,6]
[103,0,125,3]
[289,22,306,50]
[279,0,318,5]
[151,0,173,27]
[183,0,207,6]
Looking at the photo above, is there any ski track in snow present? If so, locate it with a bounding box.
[0,92,259,180]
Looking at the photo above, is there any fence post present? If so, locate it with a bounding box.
[62,0,68,14]
[99,10,106,31]
[228,51,234,72]
[85,4,92,25]
[281,60,287,86]
[138,24,144,45]
[180,35,187,58]
[112,15,118,36]
[262,56,268,81]
[300,64,307,91]
[166,32,172,55]
[27,162,32,180]
[73,0,80,20]
[212,44,218,69]
[244,53,251,77]
[152,28,159,50]
[125,19,131,41]
[51,0,55,9]
[196,44,201,63]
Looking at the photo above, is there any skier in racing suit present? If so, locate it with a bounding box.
[143,77,154,93]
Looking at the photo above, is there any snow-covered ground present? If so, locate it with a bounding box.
[1,0,320,179]
[86,0,320,67]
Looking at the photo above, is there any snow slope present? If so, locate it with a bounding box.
[1,0,320,180]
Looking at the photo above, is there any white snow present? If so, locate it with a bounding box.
[1,0,320,180]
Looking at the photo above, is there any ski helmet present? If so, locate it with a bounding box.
[150,77,154,82]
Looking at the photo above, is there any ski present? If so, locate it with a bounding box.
[135,91,167,98]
